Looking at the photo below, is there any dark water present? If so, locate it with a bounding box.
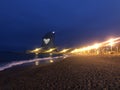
[0,52,35,64]
[0,52,64,71]
[0,52,63,64]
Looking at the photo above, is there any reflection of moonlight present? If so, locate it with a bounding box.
[50,60,54,63]
[35,61,39,66]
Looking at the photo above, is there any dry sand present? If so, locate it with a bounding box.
[0,55,120,90]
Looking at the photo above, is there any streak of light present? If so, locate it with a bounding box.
[70,37,120,54]
[92,43,101,49]
[106,40,120,46]
[29,48,41,53]
[45,48,56,53]
[59,49,70,53]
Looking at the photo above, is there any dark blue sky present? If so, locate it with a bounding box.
[0,0,120,51]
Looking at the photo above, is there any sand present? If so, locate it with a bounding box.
[0,55,120,90]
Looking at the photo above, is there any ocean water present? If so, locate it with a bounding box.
[0,52,62,63]
[0,52,35,63]
[0,52,64,71]
[0,52,34,70]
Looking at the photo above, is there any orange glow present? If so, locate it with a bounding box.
[45,48,56,53]
[29,48,41,53]
[60,49,70,53]
[70,37,120,54]
[92,43,101,49]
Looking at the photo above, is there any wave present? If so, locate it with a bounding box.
[0,56,62,71]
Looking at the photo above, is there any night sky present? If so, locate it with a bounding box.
[0,0,120,51]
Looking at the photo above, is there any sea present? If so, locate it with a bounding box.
[0,52,64,71]
[0,52,34,64]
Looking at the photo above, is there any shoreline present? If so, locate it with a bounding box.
[0,56,64,72]
[0,55,119,90]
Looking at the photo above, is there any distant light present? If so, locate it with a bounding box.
[45,48,56,53]
[35,61,39,66]
[60,49,69,53]
[70,37,120,54]
[93,43,100,49]
[50,60,54,63]
[34,48,41,52]
[29,48,41,53]
[108,38,115,46]
[52,31,55,34]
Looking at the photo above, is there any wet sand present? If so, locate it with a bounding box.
[0,55,120,90]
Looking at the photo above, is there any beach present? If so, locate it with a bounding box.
[0,55,120,90]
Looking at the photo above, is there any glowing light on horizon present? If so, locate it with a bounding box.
[108,38,115,46]
[45,48,56,53]
[93,43,101,49]
[60,49,70,53]
[70,37,120,54]
[29,48,41,53]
